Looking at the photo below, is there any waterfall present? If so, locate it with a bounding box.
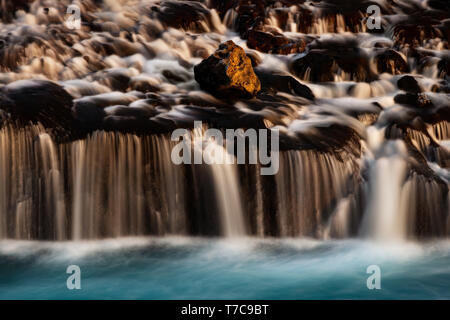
[360,147,408,240]
[37,133,67,240]
[204,144,246,237]
[67,131,188,239]
[0,123,43,239]
[69,132,147,239]
[275,150,358,237]
[0,123,248,239]
[359,126,408,241]
[0,124,188,239]
[358,121,450,241]
[0,121,447,240]
[190,126,246,237]
[0,0,448,242]
[324,197,353,239]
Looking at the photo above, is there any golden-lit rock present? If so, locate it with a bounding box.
[194,40,261,99]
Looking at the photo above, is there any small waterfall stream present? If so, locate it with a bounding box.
[37,133,67,240]
[275,150,358,237]
[202,143,246,237]
[360,126,409,241]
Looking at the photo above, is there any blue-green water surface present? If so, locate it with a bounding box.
[0,237,449,299]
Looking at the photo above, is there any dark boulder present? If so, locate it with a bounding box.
[194,40,261,99]
[0,80,77,137]
[247,29,306,55]
[148,0,216,33]
[394,93,433,108]
[290,50,335,82]
[255,69,315,100]
[397,75,423,93]
[290,48,376,82]
[290,36,378,82]
[73,100,106,132]
[102,115,153,133]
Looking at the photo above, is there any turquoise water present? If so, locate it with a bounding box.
[0,237,449,299]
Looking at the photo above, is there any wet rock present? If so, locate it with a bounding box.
[0,0,31,23]
[129,76,160,93]
[425,143,450,168]
[255,69,315,100]
[398,75,423,93]
[0,28,72,72]
[148,0,217,33]
[102,115,152,133]
[247,29,306,55]
[394,93,433,108]
[390,13,443,47]
[62,80,111,99]
[194,40,261,99]
[290,43,376,82]
[73,100,106,132]
[375,49,409,75]
[137,17,164,40]
[290,50,335,82]
[208,0,236,17]
[74,92,139,109]
[105,105,155,118]
[234,2,266,38]
[0,79,77,137]
[162,69,192,84]
[90,68,138,92]
[279,123,363,159]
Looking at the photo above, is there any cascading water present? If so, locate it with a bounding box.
[183,125,247,237]
[0,125,186,239]
[37,133,67,240]
[199,140,246,237]
[0,0,448,242]
[360,126,409,241]
[275,149,358,237]
[0,123,45,240]
[0,123,250,239]
[0,118,447,240]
